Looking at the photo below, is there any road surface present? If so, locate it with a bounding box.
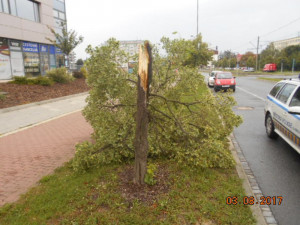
[204,73,300,225]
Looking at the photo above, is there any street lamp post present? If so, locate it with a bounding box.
[197,0,199,36]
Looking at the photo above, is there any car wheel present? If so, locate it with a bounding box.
[214,87,218,92]
[265,114,278,139]
[207,82,211,87]
[232,87,236,92]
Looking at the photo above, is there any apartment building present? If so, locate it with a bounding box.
[119,40,143,73]
[272,36,300,51]
[0,0,67,79]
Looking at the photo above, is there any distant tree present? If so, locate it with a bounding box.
[47,22,84,67]
[240,51,256,67]
[217,50,237,68]
[259,44,280,69]
[281,45,300,71]
[160,34,213,67]
[76,58,84,65]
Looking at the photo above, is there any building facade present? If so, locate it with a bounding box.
[272,36,300,51]
[0,0,67,79]
[119,40,143,73]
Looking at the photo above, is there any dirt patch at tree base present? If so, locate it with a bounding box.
[0,79,89,109]
[118,164,170,205]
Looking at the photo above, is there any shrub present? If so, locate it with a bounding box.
[34,76,54,86]
[11,76,29,85]
[80,66,88,78]
[72,71,84,79]
[46,67,74,83]
[11,76,54,86]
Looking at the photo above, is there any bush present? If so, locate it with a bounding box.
[11,76,54,86]
[72,71,84,79]
[11,76,30,85]
[80,66,88,78]
[34,76,54,86]
[46,67,74,84]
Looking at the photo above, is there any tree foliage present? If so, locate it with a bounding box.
[76,58,84,65]
[161,34,213,67]
[72,37,242,173]
[47,22,84,56]
[239,51,256,67]
[215,50,237,68]
[259,43,300,71]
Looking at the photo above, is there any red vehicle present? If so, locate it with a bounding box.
[214,72,236,92]
[263,63,277,72]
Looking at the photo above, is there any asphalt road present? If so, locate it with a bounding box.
[204,73,300,225]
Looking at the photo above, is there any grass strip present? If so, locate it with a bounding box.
[0,160,255,225]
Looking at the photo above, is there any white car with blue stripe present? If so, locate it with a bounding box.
[265,79,300,154]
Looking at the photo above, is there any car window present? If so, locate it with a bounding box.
[276,84,297,104]
[289,87,300,107]
[217,73,232,79]
[269,82,285,97]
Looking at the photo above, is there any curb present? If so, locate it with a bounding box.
[0,92,89,114]
[229,133,277,225]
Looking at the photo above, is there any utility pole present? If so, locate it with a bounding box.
[197,0,199,36]
[256,36,259,71]
[292,58,295,73]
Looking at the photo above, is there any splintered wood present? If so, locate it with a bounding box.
[138,42,150,91]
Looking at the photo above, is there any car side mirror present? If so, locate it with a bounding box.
[288,106,300,115]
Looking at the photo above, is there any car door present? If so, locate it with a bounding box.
[286,86,300,152]
[273,83,298,147]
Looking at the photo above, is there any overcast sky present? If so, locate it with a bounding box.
[65,0,300,59]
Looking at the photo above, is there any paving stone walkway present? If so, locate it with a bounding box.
[0,111,93,206]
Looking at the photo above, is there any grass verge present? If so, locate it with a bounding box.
[0,160,255,225]
[257,77,282,82]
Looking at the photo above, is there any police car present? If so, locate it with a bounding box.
[265,78,300,154]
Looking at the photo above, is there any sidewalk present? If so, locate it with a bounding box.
[0,110,93,206]
[0,92,88,135]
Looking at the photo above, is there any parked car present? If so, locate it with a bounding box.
[263,63,277,72]
[264,78,300,154]
[208,70,222,87]
[213,72,236,92]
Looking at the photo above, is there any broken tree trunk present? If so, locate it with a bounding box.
[134,41,152,185]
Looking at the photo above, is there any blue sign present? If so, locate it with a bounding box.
[23,42,39,53]
[40,44,48,53]
[55,47,62,54]
[49,45,55,54]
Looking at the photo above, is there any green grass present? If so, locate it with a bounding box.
[0,161,255,225]
[257,77,283,82]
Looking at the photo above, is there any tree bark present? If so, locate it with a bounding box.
[134,42,152,185]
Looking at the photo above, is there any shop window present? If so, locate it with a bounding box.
[56,54,64,68]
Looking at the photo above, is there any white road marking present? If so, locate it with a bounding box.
[236,86,266,102]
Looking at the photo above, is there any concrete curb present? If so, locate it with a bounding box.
[229,133,277,225]
[0,91,89,114]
